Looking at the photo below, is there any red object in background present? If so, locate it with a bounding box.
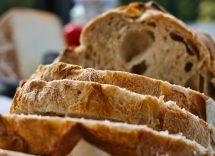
[64,23,82,46]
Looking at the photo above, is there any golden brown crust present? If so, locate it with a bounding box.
[0,115,26,152]
[11,79,212,148]
[0,114,209,156]
[30,62,210,120]
[1,114,80,155]
[117,1,166,16]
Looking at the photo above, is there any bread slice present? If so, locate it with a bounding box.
[29,62,215,124]
[57,2,215,99]
[0,114,211,156]
[0,149,34,156]
[10,79,214,148]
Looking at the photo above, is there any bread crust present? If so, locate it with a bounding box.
[30,62,212,121]
[0,114,210,156]
[11,79,212,148]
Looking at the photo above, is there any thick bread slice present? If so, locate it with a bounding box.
[0,114,210,156]
[30,62,215,123]
[57,2,215,99]
[0,149,34,156]
[11,79,212,148]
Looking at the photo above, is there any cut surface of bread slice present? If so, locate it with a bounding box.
[30,62,215,124]
[11,79,213,148]
[0,114,210,156]
[57,2,215,99]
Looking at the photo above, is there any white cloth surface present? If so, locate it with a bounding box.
[0,95,12,114]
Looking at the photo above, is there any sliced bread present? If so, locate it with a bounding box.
[0,114,210,156]
[57,2,215,99]
[10,79,213,148]
[29,62,215,124]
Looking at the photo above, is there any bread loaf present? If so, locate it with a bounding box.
[5,2,215,155]
[57,2,215,99]
[10,79,214,148]
[0,114,210,156]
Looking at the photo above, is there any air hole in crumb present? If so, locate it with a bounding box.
[170,32,183,42]
[77,90,81,95]
[85,53,90,59]
[147,31,155,40]
[140,21,146,24]
[120,30,155,62]
[184,62,193,72]
[186,41,200,59]
[170,32,200,59]
[176,55,180,59]
[93,52,97,57]
[131,61,147,75]
[107,22,112,26]
[63,74,68,79]
[119,23,125,28]
[199,75,204,93]
[117,35,121,40]
[147,22,156,27]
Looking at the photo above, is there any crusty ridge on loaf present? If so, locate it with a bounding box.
[0,114,211,156]
[10,79,213,148]
[57,2,215,100]
[29,62,215,122]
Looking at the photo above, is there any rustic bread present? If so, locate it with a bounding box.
[0,149,34,156]
[10,79,214,148]
[57,2,215,99]
[0,114,211,156]
[29,62,215,124]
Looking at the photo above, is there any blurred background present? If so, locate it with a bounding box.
[1,0,214,24]
[0,0,214,102]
